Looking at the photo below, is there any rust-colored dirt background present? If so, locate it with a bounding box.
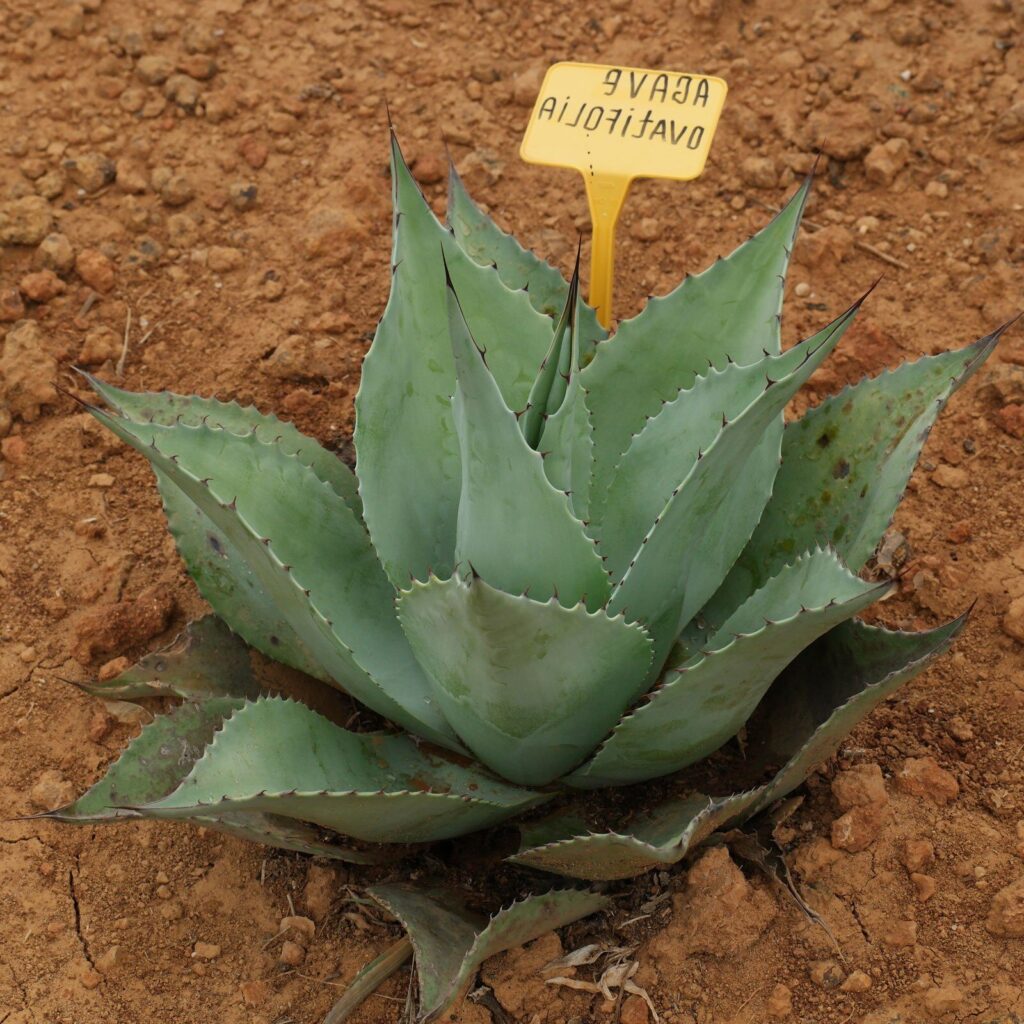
[2,0,1024,1022]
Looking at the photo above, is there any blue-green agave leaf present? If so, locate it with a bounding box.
[86,407,460,749]
[447,271,609,610]
[199,811,398,864]
[140,697,549,844]
[368,882,610,1021]
[607,300,861,663]
[704,327,1003,623]
[513,612,966,880]
[42,698,243,821]
[397,574,652,786]
[355,134,554,587]
[537,275,595,521]
[87,377,358,682]
[581,176,811,507]
[509,793,756,882]
[49,685,430,862]
[447,160,605,359]
[520,264,577,448]
[76,615,262,701]
[742,612,969,816]
[595,321,853,581]
[567,548,889,788]
[84,372,362,515]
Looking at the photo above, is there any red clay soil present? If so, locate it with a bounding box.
[1,0,1023,1022]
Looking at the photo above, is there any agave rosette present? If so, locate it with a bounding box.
[46,132,1003,1019]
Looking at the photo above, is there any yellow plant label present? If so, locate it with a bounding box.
[520,62,727,327]
[520,61,728,182]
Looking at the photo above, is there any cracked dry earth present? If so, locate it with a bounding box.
[1,0,1024,1022]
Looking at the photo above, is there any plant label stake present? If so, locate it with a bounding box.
[520,61,727,327]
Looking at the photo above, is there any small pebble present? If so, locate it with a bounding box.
[228,181,257,211]
[630,217,661,242]
[238,136,268,169]
[279,940,305,966]
[63,152,116,194]
[766,983,792,1018]
[135,55,175,86]
[841,970,872,993]
[37,232,75,273]
[192,942,221,960]
[923,985,964,1017]
[79,966,103,990]
[30,769,74,810]
[87,710,114,743]
[19,269,65,303]
[795,282,811,297]
[208,246,243,273]
[75,249,116,293]
[0,195,53,245]
[77,323,121,367]
[159,172,195,208]
[902,838,935,872]
[279,915,316,942]
[164,73,202,109]
[911,872,937,902]
[95,946,124,975]
[810,960,846,988]
[930,464,968,490]
[896,756,960,805]
[0,288,26,322]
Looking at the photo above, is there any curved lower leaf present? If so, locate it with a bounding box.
[200,811,398,864]
[42,699,242,822]
[86,377,359,682]
[77,615,262,701]
[368,882,610,1021]
[397,574,652,786]
[509,793,755,882]
[88,407,459,749]
[513,612,967,880]
[569,549,889,788]
[743,612,969,814]
[159,475,333,682]
[141,697,549,843]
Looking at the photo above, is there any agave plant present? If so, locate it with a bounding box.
[46,131,1003,1020]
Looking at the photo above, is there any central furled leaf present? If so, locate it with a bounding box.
[397,574,652,786]
[447,270,610,610]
